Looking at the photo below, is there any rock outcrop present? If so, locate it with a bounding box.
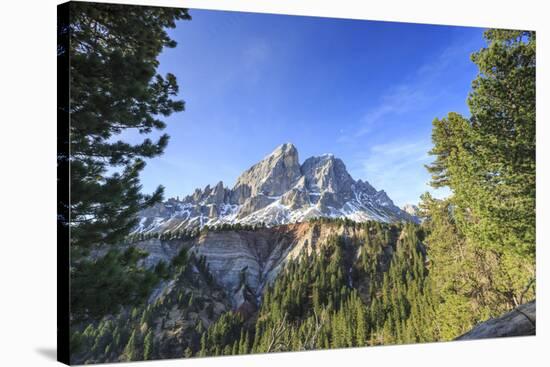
[232,143,301,203]
[402,204,421,222]
[402,203,419,216]
[456,301,536,340]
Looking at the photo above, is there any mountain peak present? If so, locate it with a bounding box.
[232,143,301,203]
[301,153,353,194]
[264,142,299,164]
[273,142,297,153]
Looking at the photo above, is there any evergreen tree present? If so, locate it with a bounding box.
[60,2,190,250]
[466,30,536,257]
[184,346,193,358]
[424,30,535,320]
[143,330,154,360]
[61,2,192,321]
[199,333,207,357]
[71,247,160,318]
[426,30,535,259]
[354,295,367,345]
[123,330,140,361]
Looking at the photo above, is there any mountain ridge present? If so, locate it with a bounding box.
[136,143,417,234]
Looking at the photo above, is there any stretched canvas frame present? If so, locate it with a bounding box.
[58,1,536,365]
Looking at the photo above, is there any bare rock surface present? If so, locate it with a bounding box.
[232,142,302,203]
[456,301,536,340]
[134,222,375,308]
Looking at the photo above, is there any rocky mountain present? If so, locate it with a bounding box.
[135,143,416,234]
[402,203,421,222]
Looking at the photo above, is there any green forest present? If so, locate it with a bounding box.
[60,2,535,364]
[70,221,436,362]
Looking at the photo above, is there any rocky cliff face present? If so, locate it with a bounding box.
[135,143,416,234]
[129,221,380,308]
[232,143,302,204]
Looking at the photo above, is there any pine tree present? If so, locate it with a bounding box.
[425,29,535,301]
[466,30,536,257]
[61,2,191,320]
[61,2,190,250]
[123,330,139,361]
[143,330,154,360]
[184,346,193,358]
[354,296,367,346]
[423,29,536,339]
[199,333,207,357]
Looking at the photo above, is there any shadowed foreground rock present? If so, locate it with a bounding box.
[456,301,536,340]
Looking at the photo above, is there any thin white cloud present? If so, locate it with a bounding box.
[344,36,480,205]
[241,39,272,85]
[354,37,479,138]
[354,139,449,207]
[206,38,273,93]
[356,85,430,137]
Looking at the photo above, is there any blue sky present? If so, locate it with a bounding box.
[129,9,485,207]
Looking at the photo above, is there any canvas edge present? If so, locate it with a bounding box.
[57,1,71,365]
